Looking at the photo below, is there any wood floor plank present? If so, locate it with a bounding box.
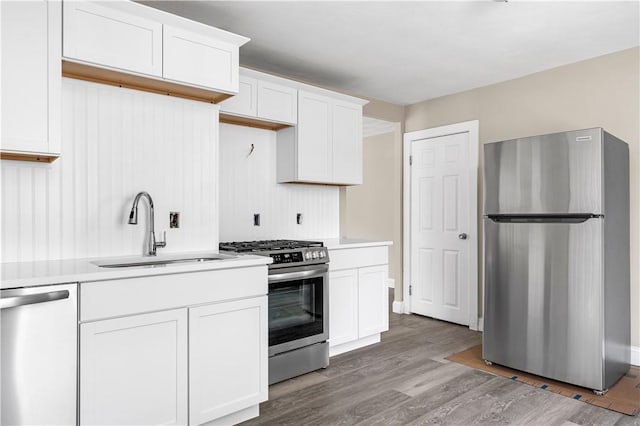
[568,403,624,426]
[267,371,329,400]
[393,361,474,397]
[242,292,637,425]
[303,389,410,426]
[359,370,497,426]
[614,414,640,426]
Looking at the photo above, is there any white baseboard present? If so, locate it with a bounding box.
[388,278,395,289]
[392,300,405,314]
[632,345,640,367]
[330,334,380,357]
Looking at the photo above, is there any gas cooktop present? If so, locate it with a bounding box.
[219,239,323,253]
[219,240,328,267]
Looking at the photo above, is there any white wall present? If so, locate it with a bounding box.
[1,78,219,262]
[219,123,339,241]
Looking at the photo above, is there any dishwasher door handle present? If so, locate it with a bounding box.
[0,290,70,310]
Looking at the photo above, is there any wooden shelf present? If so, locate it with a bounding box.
[62,60,234,104]
[219,113,291,131]
[0,151,60,163]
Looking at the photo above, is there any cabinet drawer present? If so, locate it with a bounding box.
[63,1,162,77]
[257,80,297,124]
[328,246,388,271]
[163,25,238,92]
[80,266,267,322]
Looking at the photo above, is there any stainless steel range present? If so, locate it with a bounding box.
[219,240,330,384]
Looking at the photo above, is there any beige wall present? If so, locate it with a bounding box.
[341,125,403,300]
[405,47,640,347]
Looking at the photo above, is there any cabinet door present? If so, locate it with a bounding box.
[358,265,389,337]
[189,296,268,425]
[219,75,258,117]
[297,91,332,182]
[332,100,363,185]
[164,25,239,92]
[63,1,162,77]
[80,309,188,425]
[329,269,359,347]
[1,0,60,154]
[257,80,297,124]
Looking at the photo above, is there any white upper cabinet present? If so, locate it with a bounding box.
[277,90,366,185]
[332,100,363,185]
[1,0,61,159]
[163,25,239,92]
[63,1,163,77]
[296,91,332,182]
[62,0,249,96]
[220,69,297,126]
[219,75,258,117]
[257,80,298,124]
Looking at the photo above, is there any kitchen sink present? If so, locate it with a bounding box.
[92,253,236,268]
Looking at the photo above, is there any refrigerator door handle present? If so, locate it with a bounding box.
[486,214,603,224]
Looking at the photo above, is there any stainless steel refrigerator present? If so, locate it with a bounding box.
[483,128,630,393]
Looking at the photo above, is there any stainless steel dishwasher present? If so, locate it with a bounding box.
[1,283,77,425]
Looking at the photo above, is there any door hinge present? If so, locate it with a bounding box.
[409,155,413,166]
[409,285,412,296]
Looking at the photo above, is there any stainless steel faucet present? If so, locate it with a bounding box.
[128,191,166,256]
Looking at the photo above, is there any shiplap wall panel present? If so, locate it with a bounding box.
[219,124,339,241]
[1,78,218,263]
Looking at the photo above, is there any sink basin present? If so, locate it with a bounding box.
[92,253,236,268]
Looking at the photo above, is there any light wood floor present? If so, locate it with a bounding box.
[243,291,639,425]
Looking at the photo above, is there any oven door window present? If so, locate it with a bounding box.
[269,276,324,347]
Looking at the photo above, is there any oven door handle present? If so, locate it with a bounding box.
[268,264,328,282]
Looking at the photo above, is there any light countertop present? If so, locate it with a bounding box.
[1,250,272,290]
[322,238,393,250]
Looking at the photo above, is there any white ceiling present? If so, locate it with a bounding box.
[142,1,640,106]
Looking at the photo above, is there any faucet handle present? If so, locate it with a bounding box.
[156,231,167,249]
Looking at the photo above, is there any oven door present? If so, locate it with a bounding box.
[268,264,329,356]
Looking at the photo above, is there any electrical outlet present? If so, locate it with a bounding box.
[169,212,180,228]
[296,213,303,225]
[254,213,260,226]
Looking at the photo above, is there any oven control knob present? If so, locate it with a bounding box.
[319,251,325,258]
[312,251,318,259]
[305,252,311,260]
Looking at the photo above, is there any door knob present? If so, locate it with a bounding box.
[458,233,468,240]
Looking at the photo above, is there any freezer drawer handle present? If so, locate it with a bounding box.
[458,233,468,240]
[0,290,70,310]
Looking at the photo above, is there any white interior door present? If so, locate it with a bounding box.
[405,121,478,327]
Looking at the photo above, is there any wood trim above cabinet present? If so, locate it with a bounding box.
[62,60,234,104]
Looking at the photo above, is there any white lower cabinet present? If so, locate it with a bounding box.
[80,309,188,426]
[358,266,389,337]
[328,245,390,356]
[79,266,268,426]
[189,297,268,425]
[328,269,358,346]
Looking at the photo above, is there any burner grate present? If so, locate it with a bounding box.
[219,239,323,253]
